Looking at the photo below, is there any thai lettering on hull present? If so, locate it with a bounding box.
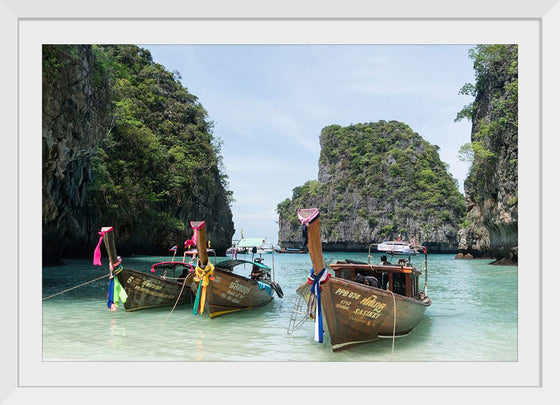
[125,275,176,300]
[334,290,387,325]
[334,288,361,300]
[218,280,252,304]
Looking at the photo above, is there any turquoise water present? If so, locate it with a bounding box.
[42,252,517,362]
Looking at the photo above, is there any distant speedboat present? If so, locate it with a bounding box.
[258,242,276,254]
[226,239,247,257]
[226,247,247,257]
[377,240,419,255]
[237,237,274,255]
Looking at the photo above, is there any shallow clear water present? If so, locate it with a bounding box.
[42,252,517,362]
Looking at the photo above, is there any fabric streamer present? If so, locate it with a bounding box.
[107,261,127,311]
[298,208,319,247]
[192,261,215,315]
[297,207,319,226]
[192,281,203,315]
[307,267,331,343]
[93,227,113,266]
[107,278,115,309]
[112,269,128,306]
[257,281,272,295]
[184,221,205,249]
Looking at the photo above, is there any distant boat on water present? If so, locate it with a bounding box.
[377,240,420,255]
[226,237,275,258]
[276,247,307,254]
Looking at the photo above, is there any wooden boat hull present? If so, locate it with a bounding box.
[192,269,274,318]
[298,277,431,351]
[116,267,193,312]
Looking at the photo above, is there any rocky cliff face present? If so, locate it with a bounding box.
[42,45,234,264]
[457,45,518,264]
[42,45,111,264]
[277,121,465,253]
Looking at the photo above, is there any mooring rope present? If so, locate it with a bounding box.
[163,276,190,322]
[42,274,108,301]
[390,290,397,361]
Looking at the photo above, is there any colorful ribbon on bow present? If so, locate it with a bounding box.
[307,267,331,343]
[93,227,113,266]
[192,261,215,315]
[185,221,205,249]
[107,260,127,311]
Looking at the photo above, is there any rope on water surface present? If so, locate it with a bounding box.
[42,274,108,301]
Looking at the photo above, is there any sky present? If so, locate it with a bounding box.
[140,44,476,245]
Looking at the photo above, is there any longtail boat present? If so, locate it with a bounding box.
[293,208,431,352]
[189,221,283,318]
[94,227,194,311]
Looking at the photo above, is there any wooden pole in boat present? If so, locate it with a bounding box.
[101,226,119,266]
[298,208,325,274]
[191,221,208,266]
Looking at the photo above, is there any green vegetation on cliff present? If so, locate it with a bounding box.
[455,45,518,262]
[42,45,234,262]
[277,121,465,251]
[319,122,464,211]
[87,45,233,251]
[456,45,518,211]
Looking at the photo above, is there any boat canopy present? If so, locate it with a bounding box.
[377,241,419,255]
[216,259,271,271]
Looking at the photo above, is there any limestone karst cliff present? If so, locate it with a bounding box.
[456,45,518,264]
[277,121,465,253]
[42,45,234,264]
[42,45,112,264]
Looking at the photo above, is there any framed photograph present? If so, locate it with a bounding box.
[4,0,557,402]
